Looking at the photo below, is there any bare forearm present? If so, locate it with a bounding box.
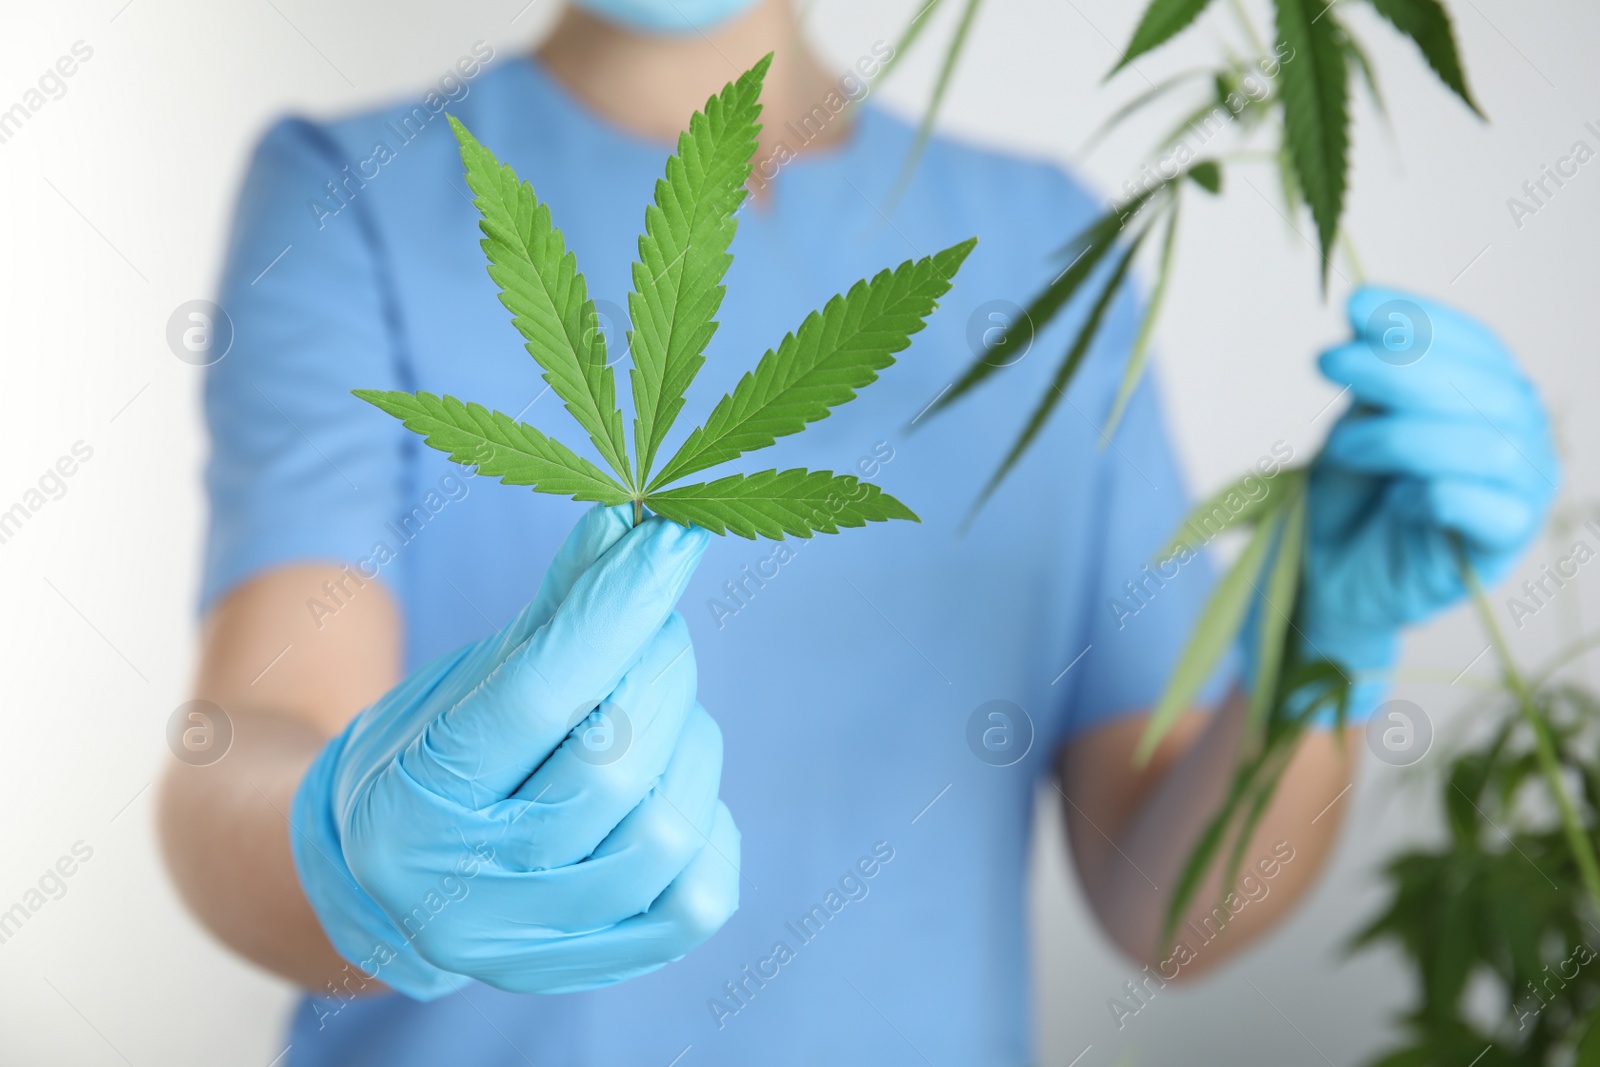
[1062,692,1359,976]
[156,710,365,991]
[158,564,402,993]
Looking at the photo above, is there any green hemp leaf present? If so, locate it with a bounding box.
[357,54,975,538]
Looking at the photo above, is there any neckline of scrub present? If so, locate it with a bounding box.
[507,52,884,180]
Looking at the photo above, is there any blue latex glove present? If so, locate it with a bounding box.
[289,505,739,999]
[1297,285,1560,718]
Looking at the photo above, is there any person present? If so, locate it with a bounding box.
[156,0,1558,1063]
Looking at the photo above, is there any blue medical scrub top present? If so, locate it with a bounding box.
[204,53,1223,1067]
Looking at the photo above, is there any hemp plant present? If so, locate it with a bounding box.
[1352,591,1600,1064]
[358,55,975,539]
[885,0,1507,951]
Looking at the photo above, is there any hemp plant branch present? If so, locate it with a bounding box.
[897,0,1481,503]
[884,0,1499,954]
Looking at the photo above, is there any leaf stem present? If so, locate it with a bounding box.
[633,498,644,526]
[1101,198,1180,442]
[1454,536,1600,917]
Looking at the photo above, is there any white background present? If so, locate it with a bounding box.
[0,0,1596,1063]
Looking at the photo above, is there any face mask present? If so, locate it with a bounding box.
[570,0,762,33]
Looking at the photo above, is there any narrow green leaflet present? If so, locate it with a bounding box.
[1245,471,1307,741]
[929,183,1164,421]
[890,0,985,203]
[1159,789,1237,949]
[1342,32,1389,120]
[628,55,768,487]
[450,116,634,489]
[653,239,976,490]
[354,390,630,504]
[1161,727,1296,948]
[1079,68,1211,155]
[1114,0,1219,73]
[1274,0,1351,283]
[1217,753,1292,903]
[647,469,918,540]
[1102,200,1180,441]
[1161,463,1303,558]
[1364,0,1482,117]
[881,0,953,81]
[1156,581,1342,955]
[1159,662,1349,950]
[969,228,1148,517]
[1135,492,1284,765]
